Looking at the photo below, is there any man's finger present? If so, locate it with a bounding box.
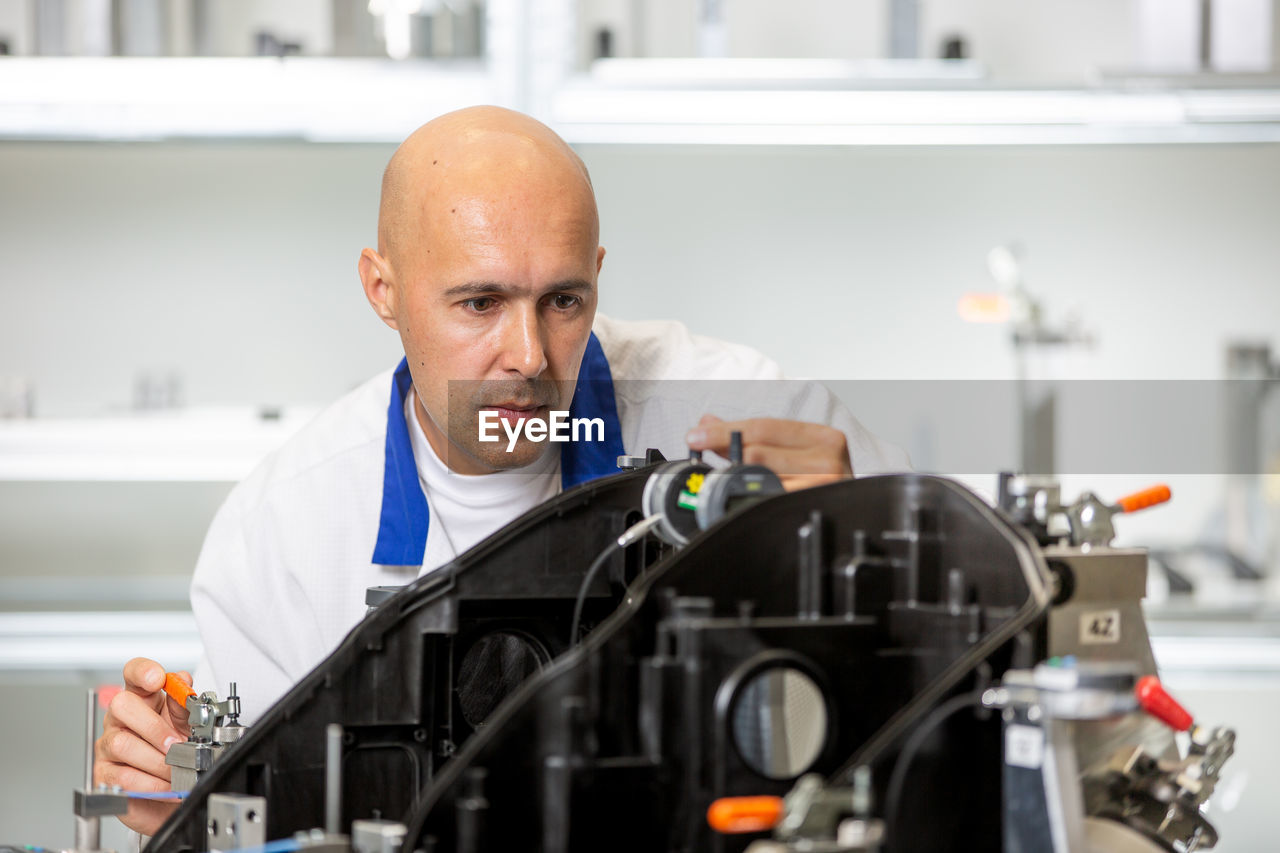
[122,657,167,697]
[780,473,847,492]
[98,728,175,782]
[106,690,187,754]
[687,417,845,454]
[740,444,851,478]
[96,757,172,793]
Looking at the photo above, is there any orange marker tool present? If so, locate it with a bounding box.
[163,672,197,705]
[707,796,784,834]
[1116,485,1172,514]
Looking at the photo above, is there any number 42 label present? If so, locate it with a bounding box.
[1080,609,1121,644]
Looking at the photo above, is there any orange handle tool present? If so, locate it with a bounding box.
[163,672,196,705]
[1135,675,1193,732]
[1116,485,1172,514]
[707,796,784,834]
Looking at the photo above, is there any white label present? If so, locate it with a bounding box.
[1080,609,1121,644]
[1005,724,1044,769]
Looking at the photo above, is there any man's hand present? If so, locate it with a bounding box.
[685,414,853,491]
[94,658,191,835]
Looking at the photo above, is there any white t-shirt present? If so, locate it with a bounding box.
[407,386,561,569]
[189,315,908,721]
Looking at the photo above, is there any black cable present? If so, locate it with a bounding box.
[568,538,624,646]
[881,691,982,853]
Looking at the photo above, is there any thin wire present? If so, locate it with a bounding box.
[882,692,981,852]
[568,515,663,646]
[568,539,623,646]
[573,507,670,640]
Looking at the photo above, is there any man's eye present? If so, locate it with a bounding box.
[463,297,496,312]
[549,293,580,310]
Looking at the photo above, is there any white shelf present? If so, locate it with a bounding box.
[3,56,1280,145]
[0,406,318,481]
[0,57,493,142]
[583,58,988,86]
[0,610,200,672]
[552,80,1280,146]
[1152,634,1280,676]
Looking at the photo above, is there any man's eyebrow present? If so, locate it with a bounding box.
[442,280,595,299]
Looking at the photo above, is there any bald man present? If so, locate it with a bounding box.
[94,107,907,835]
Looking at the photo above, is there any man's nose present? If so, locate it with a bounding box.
[499,305,549,378]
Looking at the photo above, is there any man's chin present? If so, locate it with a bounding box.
[452,440,555,474]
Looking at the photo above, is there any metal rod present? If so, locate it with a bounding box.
[325,723,343,834]
[74,687,101,851]
[729,430,743,465]
[1200,0,1213,70]
[84,688,97,788]
[797,510,824,619]
[73,813,99,851]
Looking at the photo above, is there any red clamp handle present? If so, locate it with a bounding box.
[163,672,197,705]
[1116,485,1172,514]
[707,796,784,834]
[1135,675,1193,731]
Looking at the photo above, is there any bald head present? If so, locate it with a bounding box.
[377,106,597,274]
[358,106,605,475]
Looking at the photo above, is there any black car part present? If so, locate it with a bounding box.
[146,472,1052,853]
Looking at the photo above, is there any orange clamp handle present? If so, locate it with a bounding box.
[1116,485,1172,514]
[707,796,784,834]
[1135,675,1193,732]
[163,672,196,705]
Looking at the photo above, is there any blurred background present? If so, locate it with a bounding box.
[1,0,1278,848]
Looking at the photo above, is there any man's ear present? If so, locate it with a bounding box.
[358,248,400,331]
[596,245,606,274]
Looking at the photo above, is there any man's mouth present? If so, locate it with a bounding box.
[484,403,550,424]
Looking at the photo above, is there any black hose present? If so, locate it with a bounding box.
[829,588,1044,784]
[881,691,982,853]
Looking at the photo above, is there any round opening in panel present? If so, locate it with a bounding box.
[731,666,828,780]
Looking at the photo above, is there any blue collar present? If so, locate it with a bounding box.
[371,332,625,565]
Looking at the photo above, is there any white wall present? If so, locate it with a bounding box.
[4,141,1279,411]
[584,143,1280,381]
[0,141,403,415]
[3,139,1278,553]
[0,0,30,54]
[922,0,1138,78]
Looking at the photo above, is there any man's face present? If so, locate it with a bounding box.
[379,171,603,474]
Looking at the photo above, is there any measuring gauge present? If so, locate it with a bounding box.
[692,430,785,531]
[694,464,785,531]
[641,455,713,546]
